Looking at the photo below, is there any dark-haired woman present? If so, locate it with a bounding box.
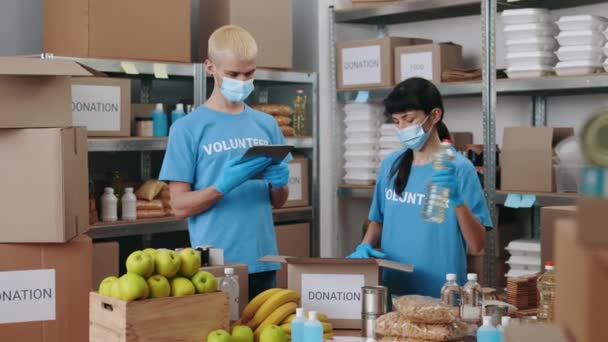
[347,78,492,297]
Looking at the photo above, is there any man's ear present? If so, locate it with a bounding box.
[205,59,215,76]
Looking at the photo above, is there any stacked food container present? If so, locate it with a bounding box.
[378,124,402,162]
[505,239,542,278]
[555,15,608,76]
[502,8,558,79]
[343,102,383,185]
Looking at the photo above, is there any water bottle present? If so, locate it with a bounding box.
[537,261,556,322]
[422,139,456,223]
[151,103,167,137]
[101,187,118,222]
[121,187,137,221]
[293,89,307,136]
[440,273,461,318]
[460,273,483,324]
[498,316,510,342]
[171,103,186,125]
[220,268,240,321]
[303,311,323,342]
[477,316,500,342]
[292,307,307,342]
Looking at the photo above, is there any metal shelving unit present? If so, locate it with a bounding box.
[494,191,579,207]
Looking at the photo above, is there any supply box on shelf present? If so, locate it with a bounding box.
[0,57,92,128]
[285,157,310,208]
[501,127,574,193]
[336,37,432,91]
[0,236,92,342]
[89,291,229,342]
[259,256,412,329]
[71,77,132,137]
[394,43,463,85]
[0,127,89,243]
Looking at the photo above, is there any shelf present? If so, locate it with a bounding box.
[495,190,580,207]
[49,55,196,77]
[285,137,315,149]
[273,206,314,223]
[337,183,375,199]
[251,69,316,84]
[338,81,481,98]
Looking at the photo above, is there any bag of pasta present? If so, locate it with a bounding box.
[376,311,469,341]
[392,295,457,324]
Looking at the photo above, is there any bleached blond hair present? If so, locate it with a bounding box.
[208,25,258,62]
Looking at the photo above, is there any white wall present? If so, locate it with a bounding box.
[318,2,608,257]
[0,0,42,56]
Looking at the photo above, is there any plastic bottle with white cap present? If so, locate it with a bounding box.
[477,316,500,342]
[101,187,118,222]
[151,103,168,136]
[291,308,307,342]
[219,268,239,321]
[440,273,462,317]
[303,311,323,342]
[461,273,483,324]
[171,103,186,125]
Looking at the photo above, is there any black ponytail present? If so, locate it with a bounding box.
[384,78,446,197]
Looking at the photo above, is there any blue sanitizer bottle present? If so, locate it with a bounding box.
[304,311,323,342]
[477,316,501,342]
[292,308,306,342]
[151,103,167,137]
[171,103,186,125]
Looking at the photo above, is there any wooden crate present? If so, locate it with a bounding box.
[90,291,229,342]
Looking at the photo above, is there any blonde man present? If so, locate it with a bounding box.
[160,25,290,298]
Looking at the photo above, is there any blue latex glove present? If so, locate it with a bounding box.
[262,162,289,189]
[431,160,464,207]
[346,243,387,259]
[214,156,272,194]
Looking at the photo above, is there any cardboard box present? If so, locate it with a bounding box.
[90,291,229,342]
[275,223,310,288]
[198,0,293,68]
[450,131,473,152]
[504,323,569,342]
[0,236,92,342]
[200,263,248,314]
[260,257,412,329]
[555,218,608,342]
[92,242,119,288]
[540,206,576,265]
[44,0,191,62]
[395,43,463,85]
[285,157,310,208]
[70,77,131,137]
[0,127,89,243]
[337,37,432,91]
[577,197,608,248]
[0,57,92,128]
[501,127,574,193]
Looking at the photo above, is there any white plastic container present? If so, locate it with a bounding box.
[380,123,397,136]
[506,51,556,68]
[345,120,382,131]
[557,15,608,32]
[505,269,539,278]
[344,172,376,185]
[556,60,603,76]
[379,149,399,160]
[556,45,604,63]
[505,239,541,259]
[121,187,137,221]
[344,161,380,171]
[505,37,558,53]
[506,65,554,79]
[379,136,402,149]
[604,59,608,73]
[344,103,384,116]
[556,30,606,47]
[554,164,583,193]
[503,23,558,41]
[345,150,378,163]
[344,137,379,150]
[101,187,118,222]
[506,255,542,273]
[501,8,551,26]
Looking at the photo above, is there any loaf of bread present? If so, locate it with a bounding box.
[136,209,166,219]
[135,180,167,201]
[275,116,292,126]
[280,126,295,136]
[251,104,294,116]
[136,199,164,210]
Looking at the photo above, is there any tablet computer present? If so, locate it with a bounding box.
[239,144,294,164]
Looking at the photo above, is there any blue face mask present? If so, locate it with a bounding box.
[395,116,431,151]
[220,77,255,103]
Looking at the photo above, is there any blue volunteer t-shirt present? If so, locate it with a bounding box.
[369,150,492,298]
[159,105,290,273]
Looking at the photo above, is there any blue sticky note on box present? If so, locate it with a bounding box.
[519,194,537,208]
[504,194,521,208]
[354,91,370,103]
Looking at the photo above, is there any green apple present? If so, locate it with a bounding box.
[118,273,149,302]
[178,248,202,278]
[207,329,232,342]
[192,271,218,294]
[260,325,287,342]
[170,277,195,297]
[98,276,119,297]
[142,248,158,260]
[110,278,123,299]
[232,325,254,342]
[126,250,155,278]
[147,274,171,299]
[154,250,181,278]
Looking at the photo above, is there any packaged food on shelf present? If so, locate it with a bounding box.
[376,311,469,341]
[136,199,164,211]
[505,239,541,259]
[503,23,558,41]
[505,51,557,68]
[344,171,377,185]
[556,15,608,32]
[506,255,542,275]
[556,30,606,46]
[135,179,167,201]
[251,104,294,117]
[344,137,380,150]
[556,60,603,76]
[505,65,554,79]
[136,209,166,219]
[556,45,605,63]
[501,8,551,26]
[392,295,457,324]
[345,150,379,163]
[344,161,380,172]
[281,126,295,137]
[379,135,403,150]
[505,37,558,53]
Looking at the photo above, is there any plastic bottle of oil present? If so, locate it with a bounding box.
[293,89,307,136]
[537,261,556,322]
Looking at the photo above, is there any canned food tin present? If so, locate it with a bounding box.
[361,313,380,338]
[361,286,387,315]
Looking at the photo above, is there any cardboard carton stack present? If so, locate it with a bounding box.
[0,57,93,342]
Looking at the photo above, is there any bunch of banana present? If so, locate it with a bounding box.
[240,288,301,337]
[280,310,334,341]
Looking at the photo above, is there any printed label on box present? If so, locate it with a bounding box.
[0,269,56,324]
[72,85,121,131]
[400,52,433,81]
[301,273,364,320]
[287,163,303,201]
[342,45,382,86]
